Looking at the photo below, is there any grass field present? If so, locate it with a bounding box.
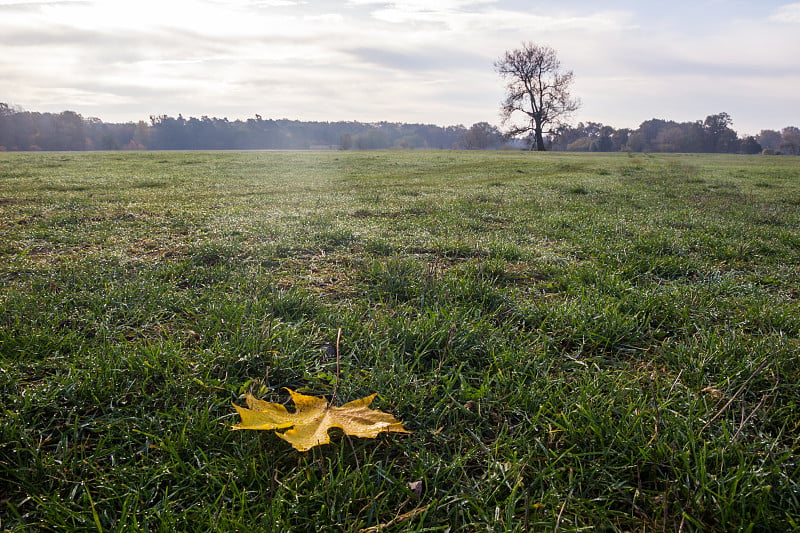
[1,150,799,532]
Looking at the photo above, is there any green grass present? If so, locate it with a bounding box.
[1,150,799,531]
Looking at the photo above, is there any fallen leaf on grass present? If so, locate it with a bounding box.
[232,388,409,451]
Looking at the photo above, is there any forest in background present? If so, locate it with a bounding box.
[0,103,798,154]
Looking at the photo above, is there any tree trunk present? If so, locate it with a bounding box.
[534,127,546,151]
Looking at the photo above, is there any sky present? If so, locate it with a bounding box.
[1,0,799,135]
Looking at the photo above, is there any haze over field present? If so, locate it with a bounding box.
[1,0,799,133]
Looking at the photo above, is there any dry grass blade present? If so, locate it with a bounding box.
[358,505,430,533]
[700,357,770,435]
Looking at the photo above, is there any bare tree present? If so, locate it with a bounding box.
[495,43,580,151]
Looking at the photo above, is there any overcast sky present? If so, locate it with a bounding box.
[2,0,798,134]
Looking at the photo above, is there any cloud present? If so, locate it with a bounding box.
[346,47,487,72]
[362,1,635,34]
[770,2,800,23]
[211,0,298,6]
[0,0,85,5]
[346,0,496,7]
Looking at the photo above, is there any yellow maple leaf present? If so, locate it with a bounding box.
[232,388,409,451]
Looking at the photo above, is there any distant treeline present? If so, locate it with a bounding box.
[550,113,799,155]
[0,103,797,154]
[0,103,473,151]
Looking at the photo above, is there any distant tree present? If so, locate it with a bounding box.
[780,126,800,155]
[495,43,580,151]
[566,137,594,151]
[353,129,390,150]
[0,103,12,150]
[596,126,615,152]
[393,133,426,149]
[703,112,738,153]
[655,125,687,153]
[738,136,762,154]
[132,121,150,149]
[550,122,622,152]
[611,128,630,152]
[631,119,671,152]
[684,121,708,153]
[549,123,584,151]
[757,130,782,151]
[460,122,503,149]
